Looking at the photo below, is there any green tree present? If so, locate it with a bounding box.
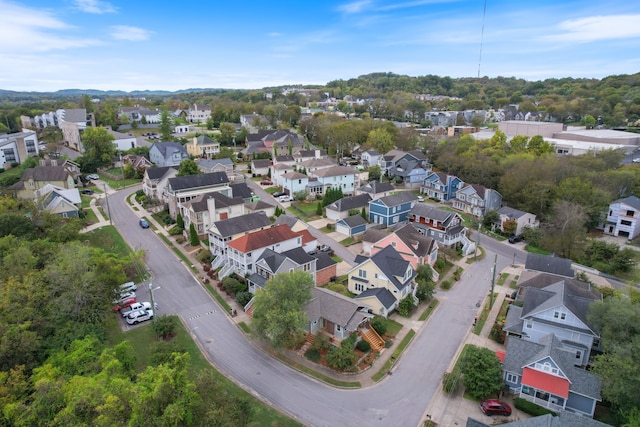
[177,159,201,177]
[81,127,116,166]
[176,213,184,231]
[251,271,313,348]
[316,202,322,215]
[326,343,357,371]
[189,223,199,246]
[367,165,381,182]
[397,296,415,317]
[152,315,179,340]
[218,122,236,145]
[361,207,367,221]
[367,128,394,154]
[415,264,435,302]
[159,109,173,141]
[461,345,504,400]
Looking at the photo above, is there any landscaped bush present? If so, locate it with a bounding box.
[371,317,387,336]
[441,280,452,290]
[304,348,321,363]
[235,291,252,307]
[442,371,460,393]
[222,277,247,295]
[150,340,188,365]
[326,344,357,370]
[168,225,182,235]
[312,333,330,351]
[384,339,393,348]
[434,258,445,272]
[356,339,371,353]
[342,333,358,349]
[514,397,557,417]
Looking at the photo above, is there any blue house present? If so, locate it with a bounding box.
[335,214,368,237]
[421,171,464,202]
[368,191,418,227]
[149,142,189,167]
[387,159,428,187]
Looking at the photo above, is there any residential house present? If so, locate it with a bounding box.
[247,247,317,293]
[281,171,309,197]
[230,182,254,203]
[195,157,234,175]
[603,195,640,239]
[34,184,81,217]
[243,130,305,159]
[312,252,338,286]
[368,191,418,227]
[524,253,574,279]
[274,154,296,166]
[142,166,178,201]
[308,166,358,198]
[251,159,271,177]
[421,172,464,202]
[347,245,417,317]
[119,107,161,124]
[504,274,601,366]
[369,224,438,269]
[240,114,269,133]
[208,212,271,257]
[335,215,368,237]
[294,149,327,163]
[273,214,309,233]
[387,158,430,187]
[452,183,502,217]
[105,127,137,151]
[186,135,220,159]
[501,334,601,417]
[361,150,380,168]
[7,165,76,200]
[361,228,391,255]
[356,181,394,198]
[272,163,296,187]
[304,287,372,340]
[378,149,430,174]
[180,191,245,238]
[244,200,276,217]
[187,104,211,123]
[498,206,538,236]
[298,157,336,175]
[149,142,189,167]
[164,172,230,219]
[39,158,81,181]
[326,193,372,221]
[408,204,473,253]
[122,154,153,173]
[174,124,189,134]
[0,130,39,167]
[225,224,303,277]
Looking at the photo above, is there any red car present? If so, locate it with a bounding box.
[480,399,512,416]
[112,297,137,312]
[260,180,273,185]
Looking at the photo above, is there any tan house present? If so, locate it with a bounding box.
[180,191,246,238]
[7,165,76,200]
[347,245,417,317]
[186,135,220,159]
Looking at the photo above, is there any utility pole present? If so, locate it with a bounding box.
[474,223,482,260]
[490,254,497,309]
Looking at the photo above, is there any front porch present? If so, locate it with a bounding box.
[518,385,565,413]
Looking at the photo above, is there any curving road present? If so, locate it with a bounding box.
[105,187,517,426]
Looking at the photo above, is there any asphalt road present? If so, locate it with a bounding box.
[105,187,514,426]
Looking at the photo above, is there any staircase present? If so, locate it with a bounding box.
[218,262,235,279]
[460,233,476,256]
[244,297,256,317]
[360,327,385,352]
[297,333,316,355]
[211,254,227,270]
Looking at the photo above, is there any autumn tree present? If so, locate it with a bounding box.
[251,271,313,348]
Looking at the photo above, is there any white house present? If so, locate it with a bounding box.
[498,206,538,236]
[604,195,640,240]
[308,165,358,197]
[281,172,309,197]
[106,128,137,151]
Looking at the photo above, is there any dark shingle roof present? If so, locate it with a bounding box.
[146,166,178,180]
[305,287,371,333]
[152,141,187,158]
[498,206,529,219]
[358,181,394,195]
[313,252,337,270]
[394,224,436,257]
[21,165,70,182]
[370,245,414,290]
[230,182,252,199]
[376,191,417,207]
[356,287,396,309]
[182,191,243,212]
[212,212,271,237]
[256,248,288,273]
[281,246,316,265]
[341,215,367,228]
[615,195,640,210]
[168,171,228,191]
[251,159,271,168]
[525,253,574,278]
[328,194,371,212]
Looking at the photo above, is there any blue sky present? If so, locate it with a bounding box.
[2,0,640,92]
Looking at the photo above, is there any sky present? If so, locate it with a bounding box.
[1,0,640,92]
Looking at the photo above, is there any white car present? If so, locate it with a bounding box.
[119,281,137,293]
[633,158,640,163]
[87,174,99,180]
[125,309,154,325]
[112,291,136,305]
[417,195,425,202]
[279,195,294,202]
[120,301,152,317]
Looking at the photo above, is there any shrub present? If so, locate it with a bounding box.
[304,348,321,363]
[326,344,357,370]
[152,315,178,340]
[355,339,371,352]
[442,371,460,393]
[235,291,253,307]
[151,340,189,365]
[371,317,387,336]
[222,277,247,295]
[514,398,557,416]
[384,339,393,348]
[441,280,452,290]
[312,333,330,351]
[434,258,445,271]
[168,225,182,235]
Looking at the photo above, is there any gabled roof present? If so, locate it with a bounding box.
[282,171,308,180]
[146,166,178,180]
[230,182,252,199]
[311,166,357,178]
[211,212,271,237]
[312,252,337,270]
[525,254,574,278]
[194,135,218,146]
[306,287,372,333]
[168,172,229,191]
[296,228,316,245]
[362,227,391,243]
[251,159,271,168]
[613,195,640,210]
[256,248,288,273]
[227,224,299,253]
[498,206,531,219]
[327,194,371,212]
[196,158,233,169]
[280,246,315,265]
[410,203,458,223]
[273,214,302,229]
[21,165,70,182]
[340,215,367,228]
[375,191,418,207]
[356,287,396,309]
[394,224,436,257]
[359,181,394,195]
[245,199,275,211]
[275,155,295,162]
[299,157,336,168]
[182,191,244,213]
[151,141,188,158]
[369,245,415,290]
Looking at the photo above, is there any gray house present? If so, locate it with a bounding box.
[149,142,189,167]
[325,193,371,221]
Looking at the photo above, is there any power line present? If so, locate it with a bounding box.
[477,0,487,78]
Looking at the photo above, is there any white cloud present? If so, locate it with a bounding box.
[267,32,283,37]
[72,0,117,14]
[543,14,640,42]
[109,26,152,41]
[337,0,372,14]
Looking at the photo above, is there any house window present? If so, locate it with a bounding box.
[355,283,364,292]
[626,210,634,216]
[575,350,582,360]
[621,220,632,226]
[505,373,519,383]
[391,241,396,247]
[526,320,532,328]
[358,269,367,278]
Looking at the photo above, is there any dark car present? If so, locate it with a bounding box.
[273,191,286,197]
[480,399,512,416]
[139,218,150,229]
[81,189,94,195]
[508,235,522,244]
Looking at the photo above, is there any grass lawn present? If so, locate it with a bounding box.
[101,172,141,190]
[107,318,300,426]
[339,237,355,245]
[497,273,509,286]
[378,317,403,337]
[418,299,439,321]
[525,245,552,255]
[510,276,519,289]
[264,187,279,194]
[473,293,498,335]
[83,225,132,258]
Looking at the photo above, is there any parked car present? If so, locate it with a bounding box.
[139,218,150,229]
[480,399,512,416]
[508,235,522,244]
[112,291,136,305]
[121,301,152,318]
[87,174,99,180]
[81,189,94,195]
[112,297,138,312]
[279,195,294,202]
[125,309,154,325]
[417,195,425,202]
[319,244,331,252]
[119,281,137,293]
[272,191,286,197]
[633,158,640,163]
[260,179,273,185]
